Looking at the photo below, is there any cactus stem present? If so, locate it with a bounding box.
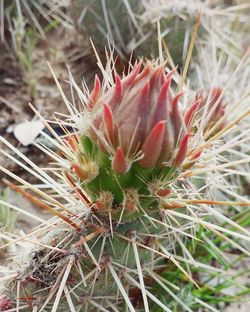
[125,272,172,312]
[107,262,136,312]
[83,240,100,268]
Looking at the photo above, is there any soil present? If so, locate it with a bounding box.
[0,26,95,182]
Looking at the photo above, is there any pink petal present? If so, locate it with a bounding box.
[137,81,151,142]
[139,121,165,168]
[109,74,123,111]
[123,60,142,91]
[172,92,184,144]
[151,76,173,127]
[149,65,164,89]
[133,62,151,84]
[172,133,191,167]
[116,81,151,153]
[113,147,127,174]
[184,100,200,128]
[103,103,114,144]
[157,123,173,164]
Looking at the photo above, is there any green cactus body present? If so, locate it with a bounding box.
[2,60,228,311]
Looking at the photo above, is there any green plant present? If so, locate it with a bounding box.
[0,51,249,311]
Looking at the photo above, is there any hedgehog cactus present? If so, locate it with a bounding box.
[70,61,201,222]
[1,60,233,312]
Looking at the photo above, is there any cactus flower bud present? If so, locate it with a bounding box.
[89,61,197,169]
[70,61,224,219]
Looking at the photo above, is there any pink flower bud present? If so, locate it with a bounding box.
[87,61,205,169]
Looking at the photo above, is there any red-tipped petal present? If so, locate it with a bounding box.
[157,122,174,165]
[172,133,191,167]
[123,60,142,91]
[184,149,203,169]
[116,80,151,153]
[150,65,164,89]
[165,67,177,79]
[184,100,200,128]
[134,63,151,84]
[172,92,184,143]
[173,92,184,107]
[103,103,114,144]
[191,149,203,160]
[137,81,151,141]
[88,75,101,110]
[113,147,127,174]
[109,74,123,111]
[158,77,172,104]
[139,121,165,168]
[152,76,172,127]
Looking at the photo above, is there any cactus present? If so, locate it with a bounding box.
[70,61,199,217]
[0,56,250,311]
